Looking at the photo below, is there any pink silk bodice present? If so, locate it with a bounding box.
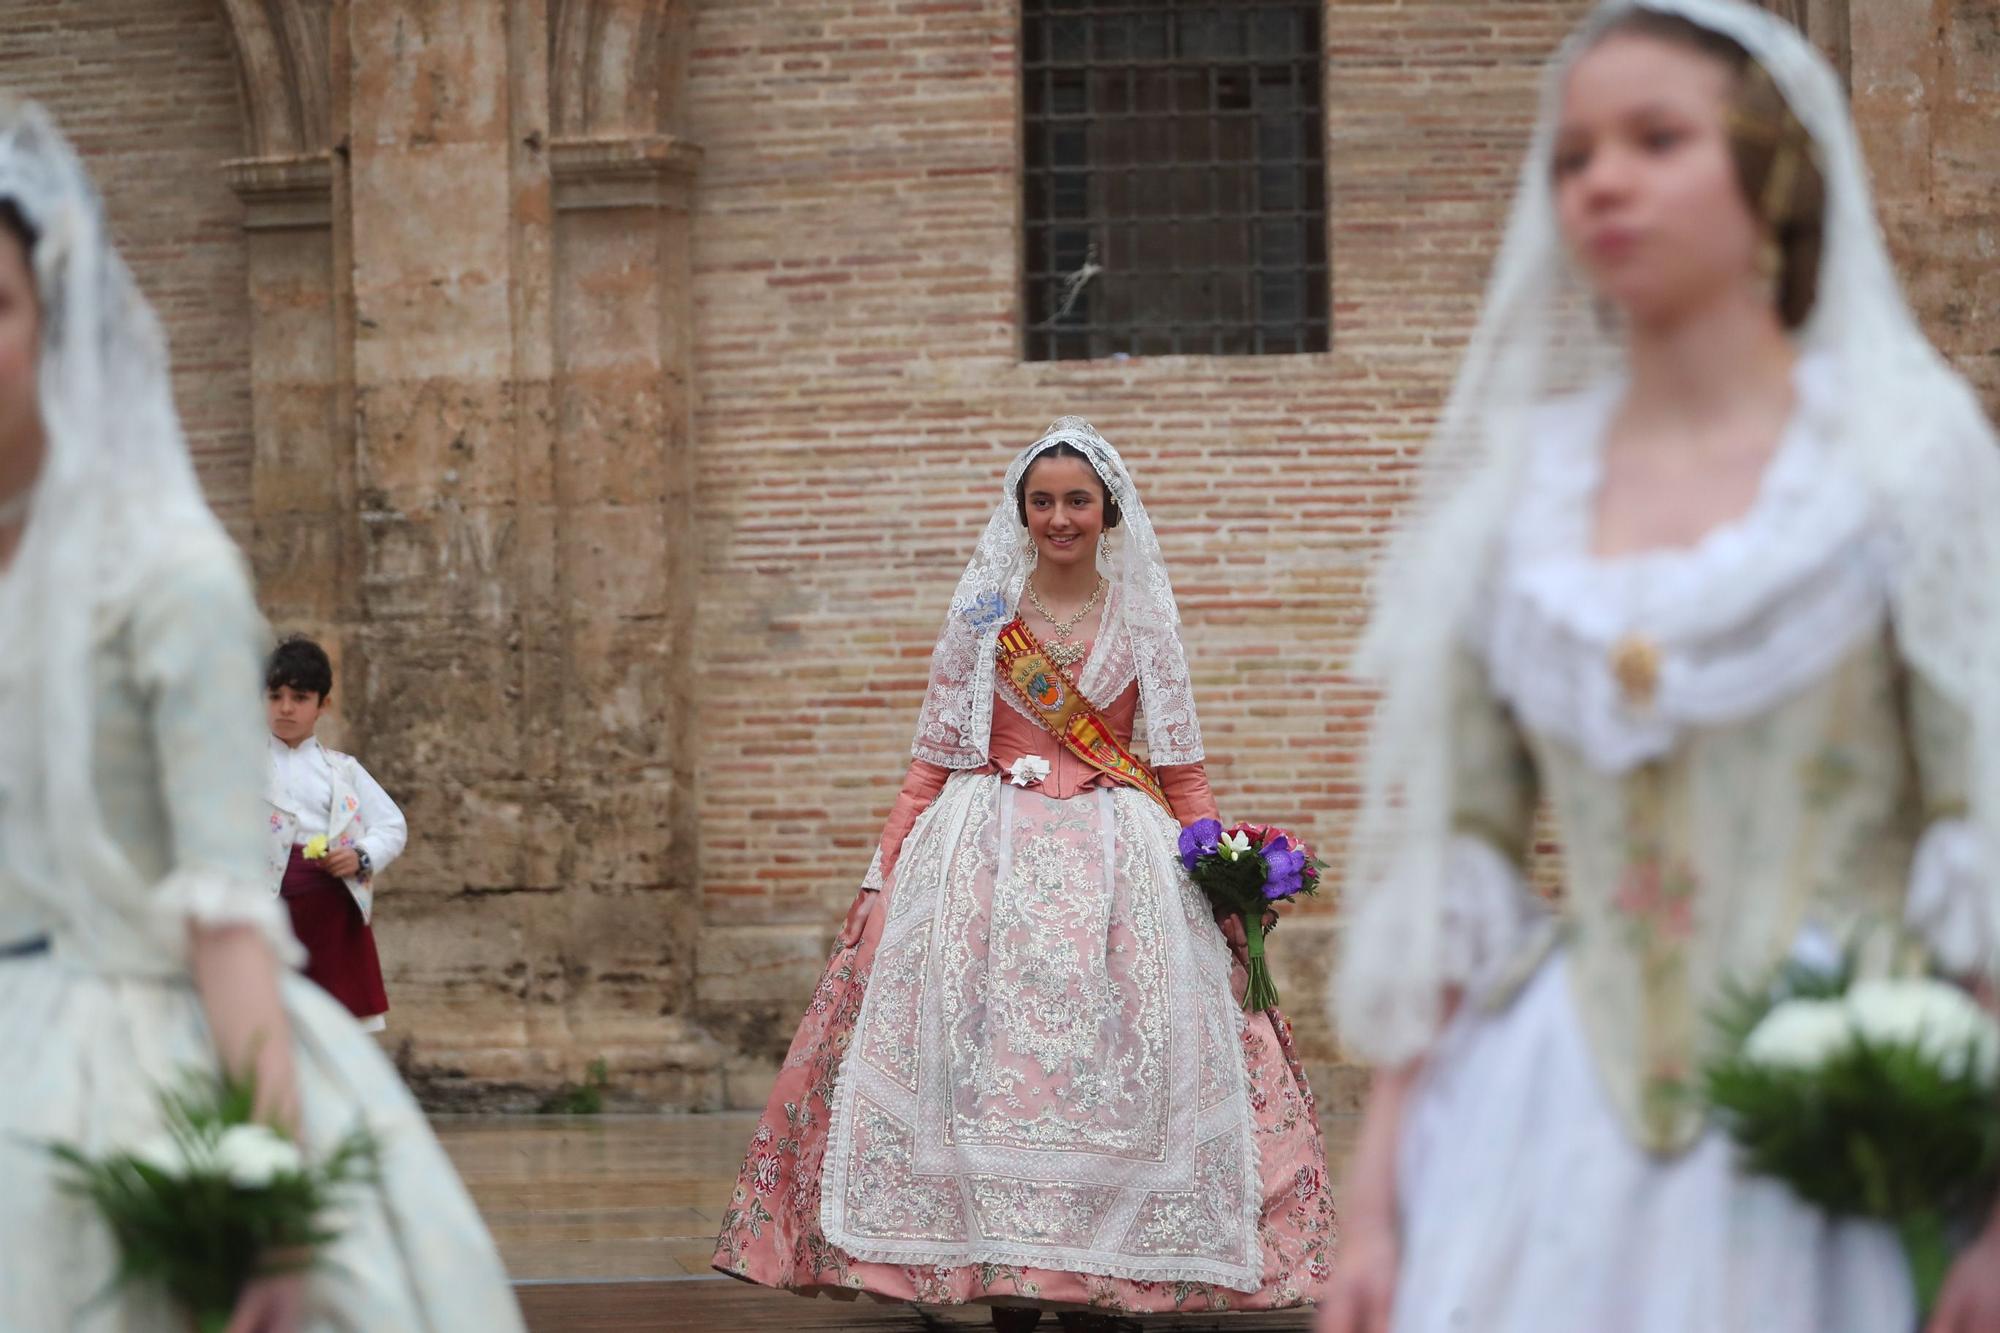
[872,670,1218,887]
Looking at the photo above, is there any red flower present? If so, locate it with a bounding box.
[1224,821,1316,867]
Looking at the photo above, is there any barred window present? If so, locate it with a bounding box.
[1023,1,1328,361]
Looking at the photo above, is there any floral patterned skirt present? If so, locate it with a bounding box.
[712,794,1334,1314]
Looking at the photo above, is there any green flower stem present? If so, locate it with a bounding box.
[1898,1210,1951,1318]
[1241,910,1280,1012]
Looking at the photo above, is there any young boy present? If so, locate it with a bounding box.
[264,635,407,1031]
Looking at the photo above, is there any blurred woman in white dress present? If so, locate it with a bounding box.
[0,100,525,1332]
[1319,4,2000,1330]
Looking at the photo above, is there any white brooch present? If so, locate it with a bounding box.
[1007,756,1052,787]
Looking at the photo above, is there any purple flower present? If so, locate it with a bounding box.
[1261,836,1307,900]
[1178,818,1223,871]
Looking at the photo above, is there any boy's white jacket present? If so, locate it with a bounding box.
[264,743,407,923]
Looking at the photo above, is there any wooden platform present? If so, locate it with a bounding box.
[437,1113,745,1282]
[435,1112,1349,1331]
[514,1281,1316,1331]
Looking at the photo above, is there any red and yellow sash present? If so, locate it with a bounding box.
[993,617,1171,813]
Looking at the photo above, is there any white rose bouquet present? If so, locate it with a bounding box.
[1703,954,2000,1315]
[46,1068,377,1333]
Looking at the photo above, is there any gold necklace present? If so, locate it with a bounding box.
[1024,576,1104,671]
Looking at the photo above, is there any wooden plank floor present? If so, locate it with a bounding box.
[435,1113,1349,1331]
[437,1114,747,1281]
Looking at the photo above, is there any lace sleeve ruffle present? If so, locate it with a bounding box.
[1437,834,1551,990]
[1905,820,1997,980]
[154,867,304,967]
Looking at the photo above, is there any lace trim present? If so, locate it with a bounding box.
[1478,359,1893,773]
[1906,820,1997,979]
[821,777,1264,1290]
[154,867,304,967]
[1437,835,1549,991]
[912,419,1204,771]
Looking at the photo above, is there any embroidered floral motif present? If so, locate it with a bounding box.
[968,1177,1118,1246]
[844,1100,969,1242]
[712,776,1334,1310]
[1612,858,1698,945]
[858,929,928,1093]
[1126,1134,1253,1262]
[941,804,1172,1154]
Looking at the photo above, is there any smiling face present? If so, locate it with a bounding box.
[1552,31,1766,332]
[1020,452,1108,571]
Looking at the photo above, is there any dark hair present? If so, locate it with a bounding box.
[266,635,333,699]
[1014,442,1123,529]
[0,198,33,256]
[1591,11,1826,329]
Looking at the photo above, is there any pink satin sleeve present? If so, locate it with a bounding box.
[874,758,953,888]
[1158,762,1220,828]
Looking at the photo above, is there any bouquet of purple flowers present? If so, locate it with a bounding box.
[1177,819,1322,1011]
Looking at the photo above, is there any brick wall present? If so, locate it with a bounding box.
[685,0,1591,1089]
[1854,0,2000,412]
[0,0,254,535]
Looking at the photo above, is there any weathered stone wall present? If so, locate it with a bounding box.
[2,0,1994,1110]
[1853,0,2000,411]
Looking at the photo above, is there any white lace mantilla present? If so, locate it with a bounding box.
[1475,359,1893,775]
[912,419,1202,772]
[821,772,1264,1290]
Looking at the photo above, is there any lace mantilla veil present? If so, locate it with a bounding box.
[1334,0,2000,1065]
[910,417,1204,772]
[0,101,245,910]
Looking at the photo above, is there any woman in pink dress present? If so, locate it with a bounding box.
[714,418,1333,1330]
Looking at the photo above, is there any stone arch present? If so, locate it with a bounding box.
[549,0,691,140]
[215,0,335,159]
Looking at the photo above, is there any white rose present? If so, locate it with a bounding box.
[130,1131,198,1179]
[213,1124,304,1189]
[1743,998,1854,1071]
[1845,979,2000,1084]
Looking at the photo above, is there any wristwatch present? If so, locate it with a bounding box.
[354,847,373,881]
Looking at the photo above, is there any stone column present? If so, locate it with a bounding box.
[218,0,357,696]
[218,0,716,1107]
[534,3,714,1105]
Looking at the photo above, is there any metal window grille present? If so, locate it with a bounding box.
[1023,0,1328,361]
